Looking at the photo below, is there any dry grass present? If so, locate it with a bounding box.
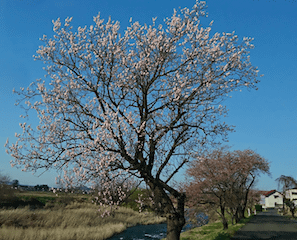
[0,225,126,240]
[0,202,165,240]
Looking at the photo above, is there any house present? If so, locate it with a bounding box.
[257,188,297,209]
[258,190,283,209]
[285,188,297,205]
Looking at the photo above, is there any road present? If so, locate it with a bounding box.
[231,209,297,240]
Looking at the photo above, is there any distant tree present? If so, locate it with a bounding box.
[276,175,297,194]
[5,1,260,239]
[185,147,269,229]
[0,174,10,185]
[34,185,40,191]
[41,184,49,191]
[276,175,297,217]
[12,179,19,188]
[0,173,15,204]
[226,150,270,222]
[34,184,49,191]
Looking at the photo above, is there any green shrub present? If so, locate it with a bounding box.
[255,204,262,212]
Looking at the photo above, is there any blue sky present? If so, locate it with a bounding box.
[0,0,297,190]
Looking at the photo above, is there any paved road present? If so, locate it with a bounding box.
[231,209,297,240]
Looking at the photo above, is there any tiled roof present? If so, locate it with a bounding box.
[257,190,269,195]
[264,189,277,197]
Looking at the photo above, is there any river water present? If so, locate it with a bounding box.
[107,223,167,240]
[107,212,208,240]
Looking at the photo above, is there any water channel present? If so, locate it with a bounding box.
[107,212,208,240]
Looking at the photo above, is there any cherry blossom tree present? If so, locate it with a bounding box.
[276,175,297,194]
[224,150,270,223]
[276,175,297,217]
[6,1,260,238]
[185,148,269,229]
[91,175,139,217]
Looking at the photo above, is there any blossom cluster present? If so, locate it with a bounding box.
[6,0,260,220]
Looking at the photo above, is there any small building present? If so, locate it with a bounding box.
[285,188,297,205]
[264,190,283,208]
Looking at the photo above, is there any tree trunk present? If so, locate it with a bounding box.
[234,210,240,224]
[222,216,228,230]
[146,180,186,240]
[290,206,295,218]
[166,192,186,239]
[231,214,235,225]
[219,206,228,230]
[166,213,185,240]
[238,206,245,220]
[227,207,236,225]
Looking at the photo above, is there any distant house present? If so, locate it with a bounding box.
[285,188,297,205]
[258,189,297,209]
[258,190,283,209]
[262,190,283,208]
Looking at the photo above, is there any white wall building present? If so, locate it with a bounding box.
[259,189,297,209]
[285,188,297,205]
[263,190,283,208]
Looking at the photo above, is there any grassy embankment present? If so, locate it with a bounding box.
[180,211,254,240]
[0,191,165,240]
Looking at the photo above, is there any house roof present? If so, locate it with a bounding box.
[257,190,269,196]
[264,190,279,197]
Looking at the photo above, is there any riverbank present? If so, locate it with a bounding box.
[180,215,254,240]
[0,200,165,240]
[0,190,253,240]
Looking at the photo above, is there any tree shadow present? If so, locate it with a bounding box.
[213,232,231,240]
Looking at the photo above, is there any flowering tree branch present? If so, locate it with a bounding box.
[6,1,261,239]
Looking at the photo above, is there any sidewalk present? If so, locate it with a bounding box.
[231,209,297,240]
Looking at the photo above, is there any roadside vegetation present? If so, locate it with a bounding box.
[180,211,254,240]
[278,206,297,220]
[276,175,297,218]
